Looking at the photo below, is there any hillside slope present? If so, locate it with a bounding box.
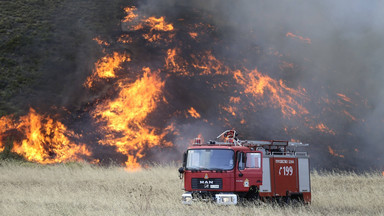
[0,0,129,116]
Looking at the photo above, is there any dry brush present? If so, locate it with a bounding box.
[0,162,383,216]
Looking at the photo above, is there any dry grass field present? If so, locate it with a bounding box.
[0,161,383,216]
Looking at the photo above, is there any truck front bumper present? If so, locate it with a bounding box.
[181,192,238,205]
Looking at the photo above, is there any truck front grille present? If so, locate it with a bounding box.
[191,178,223,190]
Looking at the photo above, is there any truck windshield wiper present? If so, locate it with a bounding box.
[209,168,226,172]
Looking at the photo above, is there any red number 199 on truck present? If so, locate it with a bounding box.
[178,130,311,205]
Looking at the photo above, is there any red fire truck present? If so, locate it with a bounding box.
[178,130,311,205]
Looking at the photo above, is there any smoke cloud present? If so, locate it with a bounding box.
[134,0,384,170]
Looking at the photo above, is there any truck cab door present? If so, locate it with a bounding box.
[235,151,263,192]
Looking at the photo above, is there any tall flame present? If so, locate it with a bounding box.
[91,67,171,170]
[0,108,91,163]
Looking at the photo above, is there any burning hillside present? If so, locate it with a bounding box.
[1,0,383,171]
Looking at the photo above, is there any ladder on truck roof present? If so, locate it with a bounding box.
[210,130,309,152]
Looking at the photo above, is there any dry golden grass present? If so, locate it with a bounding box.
[0,161,383,216]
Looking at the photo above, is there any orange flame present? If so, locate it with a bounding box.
[91,67,171,170]
[144,16,174,32]
[343,110,357,121]
[143,33,163,42]
[315,123,336,135]
[93,37,109,46]
[230,97,241,104]
[286,32,311,44]
[122,6,139,23]
[165,50,231,77]
[191,51,230,75]
[165,48,178,69]
[0,108,91,164]
[221,105,237,116]
[328,146,344,158]
[121,7,174,42]
[189,32,198,39]
[85,52,130,88]
[187,107,201,118]
[234,68,308,118]
[280,61,294,70]
[118,34,133,44]
[337,93,352,103]
[165,48,190,75]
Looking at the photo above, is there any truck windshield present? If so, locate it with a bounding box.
[186,149,234,170]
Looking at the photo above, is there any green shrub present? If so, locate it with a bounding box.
[0,137,24,161]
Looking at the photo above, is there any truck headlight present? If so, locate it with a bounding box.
[222,197,232,203]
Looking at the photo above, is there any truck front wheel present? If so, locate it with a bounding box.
[245,186,259,200]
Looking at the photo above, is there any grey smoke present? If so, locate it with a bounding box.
[136,0,384,170]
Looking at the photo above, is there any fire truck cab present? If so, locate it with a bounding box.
[178,130,311,205]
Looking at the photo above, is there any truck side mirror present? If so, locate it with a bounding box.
[237,152,245,170]
[178,167,185,179]
[178,167,185,174]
